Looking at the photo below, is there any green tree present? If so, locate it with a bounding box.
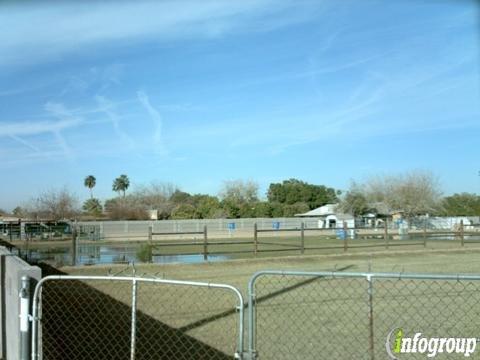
[171,204,196,219]
[253,202,273,217]
[267,179,338,209]
[84,175,96,199]
[219,179,259,218]
[112,174,130,198]
[192,195,222,219]
[170,190,193,205]
[12,206,27,218]
[221,198,241,218]
[282,202,310,217]
[441,193,480,216]
[269,202,285,218]
[82,198,103,216]
[239,203,257,218]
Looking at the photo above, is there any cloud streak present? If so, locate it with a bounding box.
[0,118,80,137]
[137,90,166,156]
[44,102,83,159]
[0,0,319,68]
[95,96,136,149]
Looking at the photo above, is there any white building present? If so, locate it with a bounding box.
[295,204,355,229]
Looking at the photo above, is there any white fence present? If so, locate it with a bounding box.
[77,216,480,241]
[78,218,322,240]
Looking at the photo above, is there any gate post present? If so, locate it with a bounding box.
[130,278,138,360]
[367,275,375,360]
[19,276,30,360]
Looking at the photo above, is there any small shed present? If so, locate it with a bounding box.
[295,204,355,229]
[323,213,355,229]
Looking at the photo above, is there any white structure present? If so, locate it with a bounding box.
[296,204,355,229]
[147,210,158,220]
[426,216,473,230]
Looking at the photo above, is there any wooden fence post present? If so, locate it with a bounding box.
[254,223,258,256]
[71,225,77,266]
[148,225,153,243]
[343,221,348,252]
[384,219,389,249]
[423,220,427,248]
[300,222,305,255]
[203,225,208,261]
[460,220,464,247]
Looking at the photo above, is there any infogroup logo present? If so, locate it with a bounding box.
[386,328,477,359]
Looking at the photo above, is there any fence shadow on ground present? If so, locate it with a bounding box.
[39,263,232,360]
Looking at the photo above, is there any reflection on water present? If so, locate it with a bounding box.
[23,244,229,266]
[152,254,227,264]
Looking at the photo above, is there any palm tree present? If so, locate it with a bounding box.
[84,175,96,199]
[113,174,130,198]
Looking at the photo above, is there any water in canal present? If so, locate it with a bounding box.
[20,244,229,266]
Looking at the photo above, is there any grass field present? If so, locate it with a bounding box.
[49,247,480,359]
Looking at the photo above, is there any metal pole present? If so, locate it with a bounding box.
[19,276,30,360]
[203,225,208,261]
[130,279,137,360]
[343,221,348,252]
[247,276,257,360]
[367,275,375,360]
[300,222,305,255]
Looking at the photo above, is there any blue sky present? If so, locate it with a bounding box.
[0,0,479,210]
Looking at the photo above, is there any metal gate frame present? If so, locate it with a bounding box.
[247,270,480,360]
[30,275,245,360]
[24,270,480,360]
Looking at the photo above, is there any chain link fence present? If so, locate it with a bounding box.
[25,270,480,359]
[248,271,480,360]
[31,276,244,360]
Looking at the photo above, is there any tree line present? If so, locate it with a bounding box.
[338,171,480,218]
[3,171,479,221]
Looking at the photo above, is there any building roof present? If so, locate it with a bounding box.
[325,213,355,221]
[295,203,341,217]
[0,216,21,223]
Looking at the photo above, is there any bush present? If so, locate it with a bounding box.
[136,244,152,263]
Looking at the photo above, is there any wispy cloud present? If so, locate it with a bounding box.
[95,96,136,149]
[44,102,83,159]
[0,118,80,137]
[9,135,41,153]
[137,90,166,156]
[0,0,320,68]
[0,102,82,162]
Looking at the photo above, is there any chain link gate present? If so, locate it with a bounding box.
[247,271,480,360]
[25,271,480,359]
[30,275,244,360]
